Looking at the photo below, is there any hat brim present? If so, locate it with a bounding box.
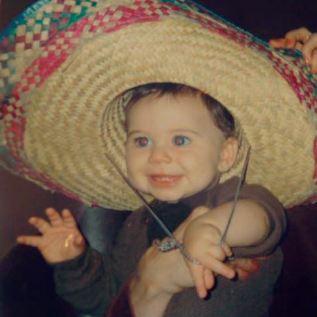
[1,0,316,209]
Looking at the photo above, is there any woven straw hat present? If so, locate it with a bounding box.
[0,0,317,210]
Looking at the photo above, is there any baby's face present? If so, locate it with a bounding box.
[125,93,227,202]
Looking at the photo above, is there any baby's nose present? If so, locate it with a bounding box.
[148,146,172,164]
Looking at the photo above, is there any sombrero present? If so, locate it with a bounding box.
[0,0,316,210]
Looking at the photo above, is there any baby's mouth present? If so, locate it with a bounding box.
[149,174,182,187]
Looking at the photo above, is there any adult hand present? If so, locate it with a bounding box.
[129,207,208,317]
[270,27,317,73]
[228,257,263,279]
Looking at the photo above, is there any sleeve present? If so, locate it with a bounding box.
[105,281,135,317]
[214,177,287,258]
[51,247,121,316]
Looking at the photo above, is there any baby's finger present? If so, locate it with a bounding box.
[202,256,235,279]
[29,216,51,234]
[61,209,78,229]
[45,207,64,227]
[188,262,208,299]
[16,235,42,248]
[203,268,215,290]
[206,245,228,262]
[74,233,85,248]
[219,241,233,258]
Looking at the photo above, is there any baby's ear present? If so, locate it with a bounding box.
[218,137,238,173]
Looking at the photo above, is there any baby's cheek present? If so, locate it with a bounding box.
[126,162,138,185]
[127,168,146,192]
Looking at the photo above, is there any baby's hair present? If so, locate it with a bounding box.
[125,83,235,138]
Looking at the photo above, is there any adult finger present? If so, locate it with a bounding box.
[228,258,260,280]
[45,207,64,227]
[269,38,303,50]
[302,33,317,67]
[228,258,259,271]
[269,38,287,48]
[285,27,311,48]
[28,216,51,234]
[234,268,251,280]
[310,50,317,73]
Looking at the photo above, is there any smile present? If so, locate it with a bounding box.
[149,175,182,187]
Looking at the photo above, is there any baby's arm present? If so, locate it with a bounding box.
[17,208,119,314]
[17,207,86,263]
[270,27,317,73]
[183,200,270,298]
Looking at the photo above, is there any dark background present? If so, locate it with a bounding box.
[1,0,317,316]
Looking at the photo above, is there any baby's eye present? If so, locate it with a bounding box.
[173,135,190,146]
[135,137,151,147]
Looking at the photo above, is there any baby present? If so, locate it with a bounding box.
[125,83,277,299]
[17,83,285,317]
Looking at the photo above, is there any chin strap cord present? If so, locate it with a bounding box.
[218,146,251,261]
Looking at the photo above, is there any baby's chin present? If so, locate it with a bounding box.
[148,191,189,203]
[138,184,194,202]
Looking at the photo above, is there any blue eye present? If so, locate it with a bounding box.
[135,137,151,147]
[173,135,190,146]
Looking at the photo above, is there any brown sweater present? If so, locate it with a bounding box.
[52,177,286,317]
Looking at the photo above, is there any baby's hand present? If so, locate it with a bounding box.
[183,207,235,299]
[270,27,317,73]
[17,207,86,263]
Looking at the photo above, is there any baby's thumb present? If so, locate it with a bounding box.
[74,234,86,249]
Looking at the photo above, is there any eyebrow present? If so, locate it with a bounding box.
[170,129,200,135]
[127,129,201,138]
[127,130,145,138]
